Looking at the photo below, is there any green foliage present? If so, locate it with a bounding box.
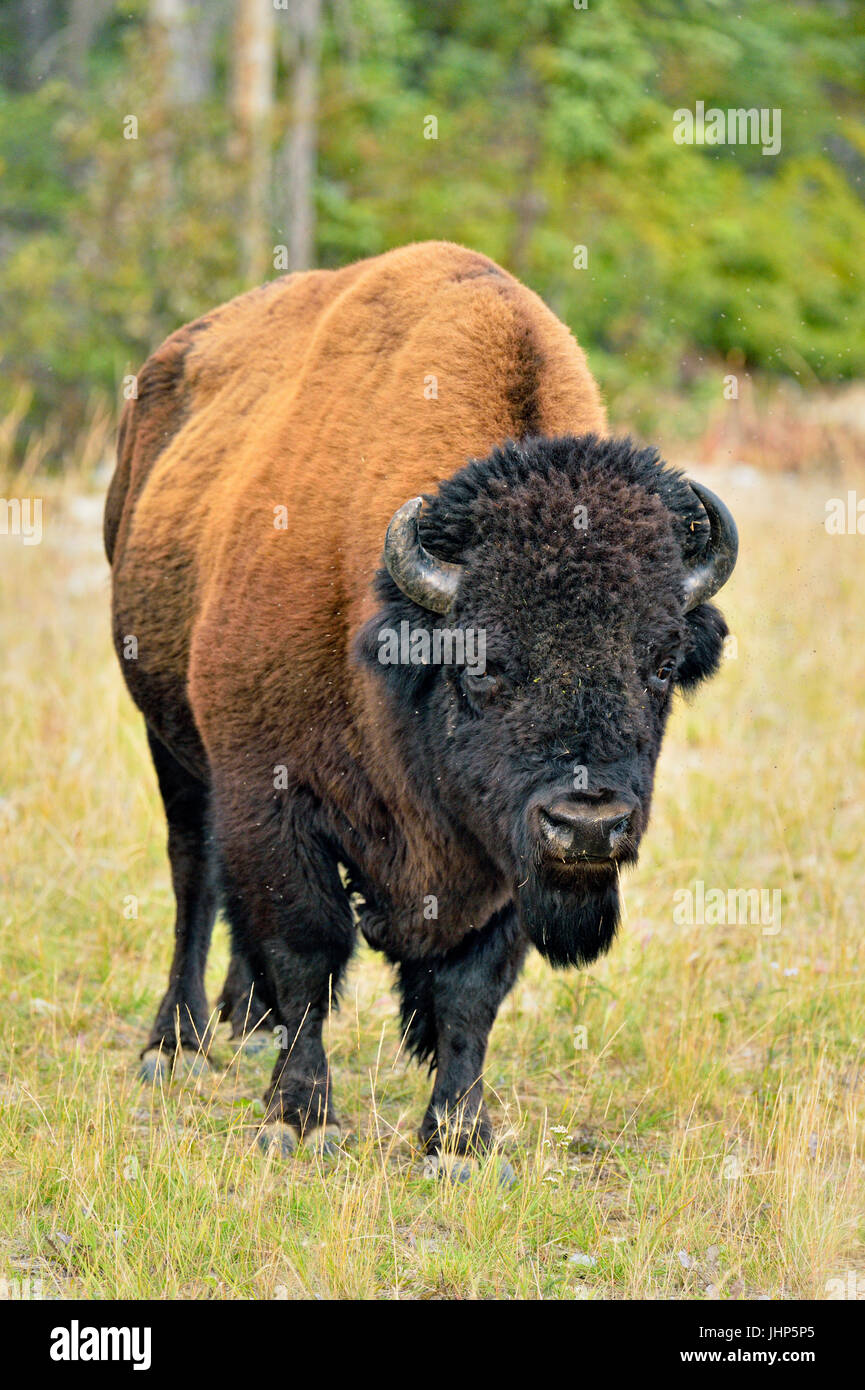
[2,0,865,451]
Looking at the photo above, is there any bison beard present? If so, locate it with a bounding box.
[516,857,621,968]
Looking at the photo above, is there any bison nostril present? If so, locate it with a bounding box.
[610,816,631,837]
[538,810,563,839]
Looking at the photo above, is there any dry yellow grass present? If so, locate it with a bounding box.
[1,433,863,1300]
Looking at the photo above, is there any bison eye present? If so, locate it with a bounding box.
[649,659,676,691]
[461,668,502,708]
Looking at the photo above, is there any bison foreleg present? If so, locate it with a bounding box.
[397,903,527,1168]
[216,794,356,1148]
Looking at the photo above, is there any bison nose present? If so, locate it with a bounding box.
[536,794,636,863]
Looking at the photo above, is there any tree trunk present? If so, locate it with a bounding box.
[232,0,276,283]
[281,0,322,272]
[150,0,218,107]
[7,0,55,89]
[65,0,113,86]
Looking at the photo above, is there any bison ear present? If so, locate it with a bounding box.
[678,602,728,691]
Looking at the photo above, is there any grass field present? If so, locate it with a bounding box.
[1,455,863,1301]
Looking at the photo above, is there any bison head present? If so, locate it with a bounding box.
[359,435,737,967]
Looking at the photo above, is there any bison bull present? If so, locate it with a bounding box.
[104,241,737,1173]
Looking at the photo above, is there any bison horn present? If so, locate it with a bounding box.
[384,497,463,614]
[683,479,739,612]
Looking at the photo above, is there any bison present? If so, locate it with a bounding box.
[105,240,737,1175]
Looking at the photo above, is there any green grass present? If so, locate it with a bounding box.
[1,464,863,1300]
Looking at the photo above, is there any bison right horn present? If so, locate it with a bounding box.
[384,497,464,614]
[682,479,739,612]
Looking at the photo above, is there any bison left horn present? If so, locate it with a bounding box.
[384,496,463,614]
[682,479,739,612]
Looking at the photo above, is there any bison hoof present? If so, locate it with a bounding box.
[424,1152,474,1184]
[306,1124,343,1157]
[424,1153,517,1188]
[138,1047,210,1084]
[492,1160,518,1190]
[257,1121,300,1157]
[257,1122,343,1159]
